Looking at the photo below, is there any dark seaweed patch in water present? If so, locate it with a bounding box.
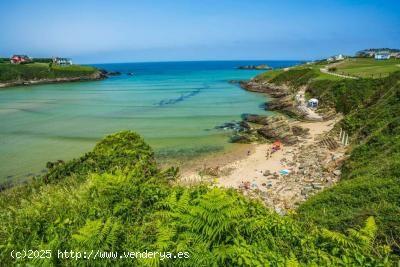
[3,130,100,142]
[258,102,267,110]
[214,121,244,132]
[155,145,223,160]
[156,84,209,106]
[156,88,201,106]
[5,108,49,115]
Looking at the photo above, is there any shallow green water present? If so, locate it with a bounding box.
[0,61,299,182]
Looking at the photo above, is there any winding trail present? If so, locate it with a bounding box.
[319,61,358,79]
[320,67,358,79]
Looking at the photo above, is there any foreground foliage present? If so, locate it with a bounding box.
[0,131,393,266]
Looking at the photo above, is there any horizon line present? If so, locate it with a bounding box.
[82,58,310,65]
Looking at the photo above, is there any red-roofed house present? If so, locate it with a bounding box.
[10,55,31,64]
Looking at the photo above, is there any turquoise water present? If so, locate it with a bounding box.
[0,61,299,182]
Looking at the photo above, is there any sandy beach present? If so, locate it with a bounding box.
[181,116,346,212]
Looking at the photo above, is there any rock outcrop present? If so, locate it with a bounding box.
[240,81,300,117]
[242,114,270,125]
[256,115,299,145]
[238,64,272,70]
[239,81,289,97]
[231,114,309,145]
[0,71,106,88]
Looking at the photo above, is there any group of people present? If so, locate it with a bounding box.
[266,140,282,158]
[240,140,284,190]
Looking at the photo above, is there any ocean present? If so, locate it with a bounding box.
[0,60,300,183]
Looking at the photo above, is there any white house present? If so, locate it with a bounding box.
[374,53,390,60]
[391,52,400,59]
[308,98,319,108]
[335,54,345,60]
[53,57,72,66]
[327,54,345,62]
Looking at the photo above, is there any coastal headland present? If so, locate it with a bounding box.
[0,61,109,88]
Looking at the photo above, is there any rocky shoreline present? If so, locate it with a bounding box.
[230,114,309,145]
[240,79,336,120]
[238,64,272,70]
[240,80,298,116]
[225,78,319,145]
[0,70,108,89]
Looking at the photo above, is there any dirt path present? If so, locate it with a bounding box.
[295,87,323,121]
[319,61,358,79]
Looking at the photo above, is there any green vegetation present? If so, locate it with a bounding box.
[299,72,400,254]
[0,62,99,83]
[254,69,284,81]
[333,58,400,78]
[306,77,389,114]
[31,57,53,63]
[256,65,343,85]
[0,131,393,265]
[259,58,400,83]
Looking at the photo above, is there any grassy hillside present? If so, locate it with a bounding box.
[298,72,400,254]
[0,131,392,266]
[256,64,343,84]
[0,62,99,83]
[334,58,400,78]
[257,58,400,83]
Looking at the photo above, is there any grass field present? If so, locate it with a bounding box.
[256,64,343,83]
[258,58,400,83]
[333,58,400,78]
[0,62,99,83]
[302,64,344,81]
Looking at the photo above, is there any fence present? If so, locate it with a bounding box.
[339,128,349,146]
[336,71,389,79]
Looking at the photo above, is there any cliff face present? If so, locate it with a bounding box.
[0,71,106,88]
[240,80,300,117]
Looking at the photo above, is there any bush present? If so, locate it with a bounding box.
[270,68,317,88]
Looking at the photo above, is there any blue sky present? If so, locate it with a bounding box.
[0,0,399,63]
